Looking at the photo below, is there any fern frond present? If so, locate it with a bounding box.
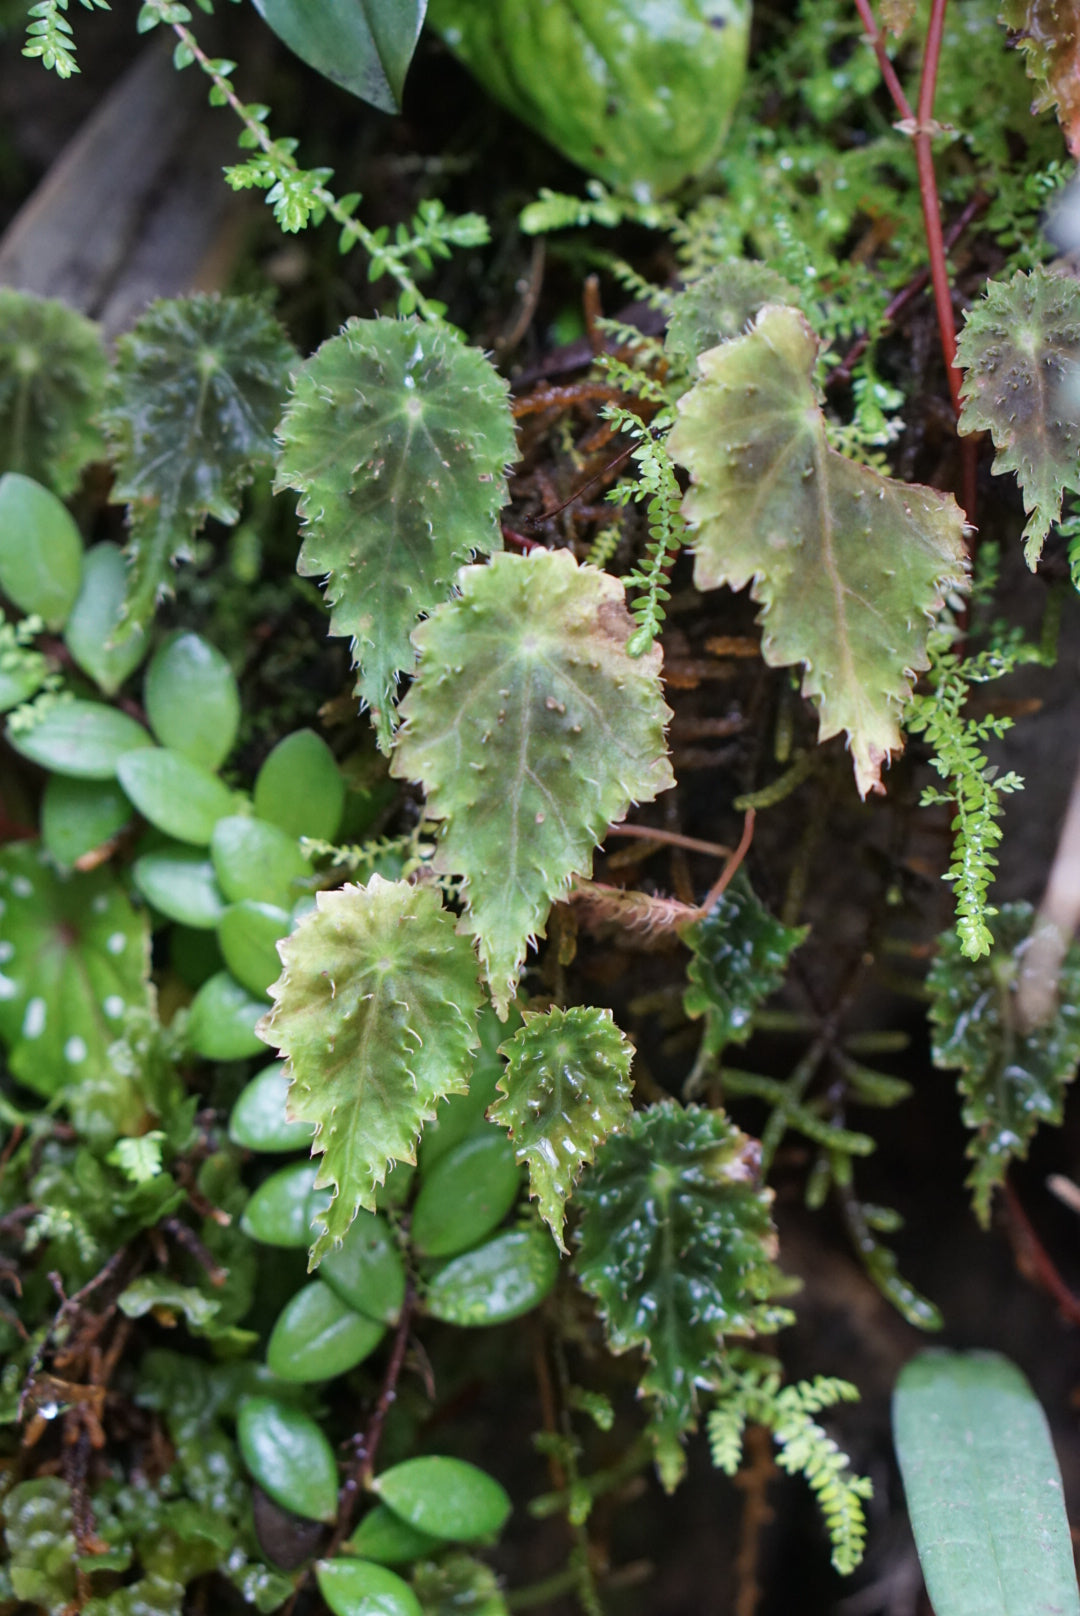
[23,0,107,79]
[601,402,686,655]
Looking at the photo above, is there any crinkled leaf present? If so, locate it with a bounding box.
[0,844,152,1103]
[664,262,799,378]
[1001,0,1080,157]
[252,0,426,112]
[392,550,674,1014]
[275,316,515,749]
[2,1479,77,1616]
[956,267,1080,567]
[0,289,106,496]
[257,876,482,1264]
[928,902,1080,1225]
[491,1005,634,1249]
[682,875,807,1058]
[575,1100,791,1487]
[118,1275,222,1335]
[668,306,967,796]
[102,295,296,631]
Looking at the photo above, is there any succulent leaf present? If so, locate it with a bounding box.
[492,1005,634,1248]
[256,875,482,1265]
[682,875,807,1058]
[668,305,967,796]
[0,289,106,496]
[392,549,674,1014]
[275,316,516,749]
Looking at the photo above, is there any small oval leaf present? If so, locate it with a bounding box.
[345,1505,441,1566]
[0,471,82,628]
[211,814,310,908]
[144,631,241,770]
[132,844,226,929]
[8,699,151,779]
[186,970,267,1059]
[41,776,131,869]
[237,1396,339,1523]
[241,1161,324,1247]
[319,1211,405,1325]
[117,748,235,846]
[230,1061,316,1153]
[218,900,291,996]
[316,1557,422,1616]
[424,1227,558,1327]
[411,1131,520,1259]
[254,728,347,842]
[372,1457,510,1543]
[267,1281,385,1382]
[64,543,148,693]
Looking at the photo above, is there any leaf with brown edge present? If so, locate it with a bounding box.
[668,306,967,797]
[1001,0,1080,157]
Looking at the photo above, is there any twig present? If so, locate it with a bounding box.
[603,824,733,860]
[852,0,915,122]
[700,810,756,914]
[733,1424,776,1616]
[1001,1178,1080,1328]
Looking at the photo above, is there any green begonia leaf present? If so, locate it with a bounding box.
[257,876,482,1265]
[956,267,1080,567]
[668,305,967,797]
[186,970,268,1060]
[373,1458,510,1543]
[144,631,241,770]
[575,1100,792,1487]
[7,698,152,779]
[102,294,296,631]
[64,543,149,694]
[0,472,82,628]
[2,1478,77,1615]
[267,1281,385,1382]
[252,0,426,113]
[254,728,346,842]
[316,1557,422,1616]
[420,1006,517,1170]
[229,1060,316,1152]
[492,1005,634,1250]
[893,1351,1080,1616]
[132,844,227,929]
[320,1210,405,1324]
[682,875,807,1058]
[117,748,235,846]
[211,814,310,908]
[392,550,674,1014]
[241,1161,324,1246]
[664,262,800,377]
[347,1504,441,1565]
[411,1130,521,1258]
[218,900,291,996]
[41,776,132,869]
[275,316,515,750]
[0,844,151,1099]
[424,1226,558,1326]
[0,289,106,496]
[928,903,1080,1225]
[237,1396,339,1523]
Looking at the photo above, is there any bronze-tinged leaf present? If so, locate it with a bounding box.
[880,0,916,34]
[1001,0,1080,156]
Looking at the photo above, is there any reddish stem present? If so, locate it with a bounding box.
[700,809,756,913]
[1002,1179,1080,1329]
[914,0,963,421]
[852,0,914,121]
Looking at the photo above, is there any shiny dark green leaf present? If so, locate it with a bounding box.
[132,844,226,929]
[229,1060,316,1153]
[41,776,131,869]
[64,542,149,693]
[251,0,426,113]
[241,1161,324,1246]
[117,748,235,846]
[8,698,151,779]
[237,1396,339,1523]
[144,631,241,770]
[682,875,806,1058]
[316,1557,423,1616]
[373,1458,509,1544]
[0,471,82,628]
[346,1505,441,1566]
[267,1280,385,1382]
[319,1210,405,1324]
[419,1007,515,1170]
[411,1131,520,1259]
[218,900,291,996]
[211,814,310,908]
[186,970,268,1059]
[424,1227,558,1327]
[254,728,346,842]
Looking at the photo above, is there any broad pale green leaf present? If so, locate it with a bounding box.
[257,876,482,1264]
[211,814,310,908]
[668,306,967,796]
[373,1458,510,1543]
[267,1280,385,1382]
[144,631,240,770]
[321,1210,405,1324]
[41,776,132,869]
[393,550,674,1013]
[317,1558,423,1616]
[956,267,1080,566]
[424,1226,558,1325]
[2,1478,77,1615]
[411,1554,508,1616]
[102,295,296,630]
[893,1351,1080,1616]
[241,1161,323,1246]
[132,844,227,929]
[0,844,151,1099]
[276,316,515,749]
[237,1396,339,1523]
[0,290,106,497]
[682,874,807,1058]
[64,543,149,693]
[928,903,1080,1225]
[665,262,799,377]
[0,472,82,628]
[218,900,291,996]
[575,1100,792,1487]
[252,0,426,112]
[229,1060,316,1152]
[254,728,346,842]
[186,970,267,1060]
[8,698,152,780]
[347,1505,441,1565]
[410,1131,520,1258]
[491,1005,633,1249]
[117,748,235,846]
